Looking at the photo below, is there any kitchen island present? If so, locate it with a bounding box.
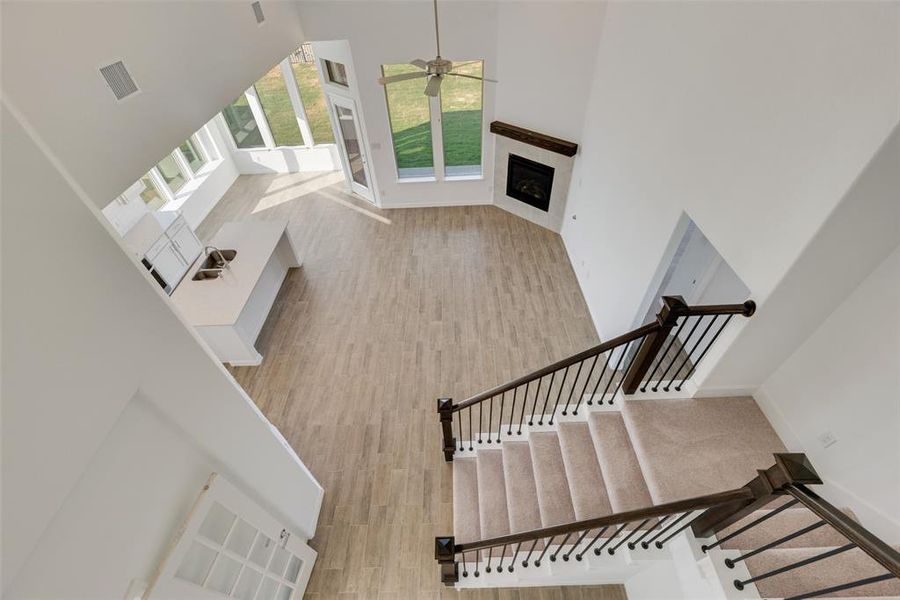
[171,220,300,366]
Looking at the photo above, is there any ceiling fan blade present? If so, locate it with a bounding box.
[410,59,429,69]
[424,75,443,97]
[446,72,498,84]
[450,61,480,70]
[378,71,428,85]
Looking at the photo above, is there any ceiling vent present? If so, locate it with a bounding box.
[251,1,265,25]
[100,61,139,101]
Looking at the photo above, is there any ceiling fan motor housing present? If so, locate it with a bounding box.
[428,58,454,76]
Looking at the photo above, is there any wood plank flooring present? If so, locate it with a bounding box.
[197,172,626,600]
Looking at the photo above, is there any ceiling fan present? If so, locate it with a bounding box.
[377,0,498,97]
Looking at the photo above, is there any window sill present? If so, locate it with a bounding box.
[394,175,485,184]
[396,176,437,184]
[444,174,484,182]
[158,159,225,211]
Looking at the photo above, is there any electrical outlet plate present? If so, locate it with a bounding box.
[817,430,837,448]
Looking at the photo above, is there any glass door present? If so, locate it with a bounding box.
[328,94,375,203]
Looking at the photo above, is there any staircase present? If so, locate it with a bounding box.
[434,297,900,598]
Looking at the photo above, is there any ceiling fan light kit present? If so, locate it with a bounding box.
[377,0,498,97]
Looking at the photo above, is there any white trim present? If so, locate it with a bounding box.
[172,148,195,180]
[280,58,314,148]
[244,85,276,149]
[395,176,437,184]
[148,167,175,203]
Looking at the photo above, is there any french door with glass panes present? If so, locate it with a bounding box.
[146,473,316,600]
[328,94,375,203]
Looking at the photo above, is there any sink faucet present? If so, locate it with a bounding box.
[204,246,230,269]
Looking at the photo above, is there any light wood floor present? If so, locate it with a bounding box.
[197,172,627,600]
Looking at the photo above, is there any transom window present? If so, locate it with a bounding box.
[382,60,484,181]
[322,59,349,87]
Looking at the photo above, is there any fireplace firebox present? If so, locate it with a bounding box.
[506,154,555,212]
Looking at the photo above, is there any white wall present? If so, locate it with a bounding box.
[297,1,604,209]
[755,246,900,543]
[561,1,900,380]
[1,0,306,207]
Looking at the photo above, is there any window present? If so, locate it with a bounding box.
[290,46,334,144]
[223,95,266,149]
[179,138,206,174]
[440,61,483,177]
[255,64,303,147]
[139,174,165,210]
[381,60,484,180]
[156,154,187,193]
[382,64,435,179]
[323,59,349,87]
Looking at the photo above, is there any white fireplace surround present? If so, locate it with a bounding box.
[493,134,575,233]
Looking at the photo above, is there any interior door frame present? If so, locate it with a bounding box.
[327,93,376,204]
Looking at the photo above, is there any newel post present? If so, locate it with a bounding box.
[622,295,688,394]
[437,398,455,462]
[692,453,822,538]
[435,536,459,585]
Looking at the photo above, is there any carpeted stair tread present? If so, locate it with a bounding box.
[720,507,858,550]
[476,449,511,540]
[620,397,786,504]
[588,412,654,514]
[745,546,900,598]
[501,441,544,534]
[558,422,614,521]
[453,457,481,544]
[529,431,577,526]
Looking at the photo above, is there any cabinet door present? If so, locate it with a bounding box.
[151,243,188,289]
[170,221,203,266]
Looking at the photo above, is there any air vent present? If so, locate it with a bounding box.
[100,61,138,101]
[251,1,265,24]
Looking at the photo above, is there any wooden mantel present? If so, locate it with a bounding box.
[489,121,578,157]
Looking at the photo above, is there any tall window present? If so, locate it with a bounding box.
[223,95,266,149]
[156,154,188,193]
[440,61,483,177]
[290,47,334,144]
[382,60,484,180]
[255,64,303,147]
[179,138,207,174]
[382,64,434,179]
[139,174,165,210]
[221,44,338,150]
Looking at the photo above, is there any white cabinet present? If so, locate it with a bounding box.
[149,243,189,290]
[168,217,202,266]
[142,212,203,294]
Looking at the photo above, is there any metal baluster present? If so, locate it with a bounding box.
[522,538,540,567]
[461,552,468,577]
[473,550,480,577]
[650,317,690,391]
[595,523,629,555]
[468,407,473,451]
[576,526,609,560]
[457,410,464,452]
[609,520,650,554]
[663,315,717,391]
[508,543,521,572]
[517,381,529,434]
[783,573,894,600]
[549,365,570,424]
[497,544,507,572]
[643,512,690,549]
[573,354,600,415]
[587,350,613,405]
[702,499,800,553]
[508,388,517,435]
[563,529,590,561]
[733,544,855,591]
[599,342,631,405]
[641,317,687,392]
[497,391,505,442]
[653,316,698,391]
[630,515,671,550]
[655,513,701,548]
[478,402,483,444]
[724,521,828,568]
[534,536,555,567]
[673,315,733,391]
[550,532,573,561]
[485,546,494,573]
[562,361,585,415]
[609,340,640,403]
[538,371,556,425]
[487,395,494,444]
[529,376,544,426]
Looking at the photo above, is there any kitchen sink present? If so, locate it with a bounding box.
[191,249,237,280]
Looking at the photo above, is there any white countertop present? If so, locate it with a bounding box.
[171,220,291,327]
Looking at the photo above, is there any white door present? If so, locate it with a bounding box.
[328,94,375,203]
[168,219,203,267]
[145,473,316,600]
[150,242,189,291]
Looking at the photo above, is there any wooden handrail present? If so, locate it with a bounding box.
[786,484,900,578]
[453,487,754,554]
[451,322,658,412]
[683,300,756,318]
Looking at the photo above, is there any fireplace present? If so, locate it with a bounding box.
[506,154,555,212]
